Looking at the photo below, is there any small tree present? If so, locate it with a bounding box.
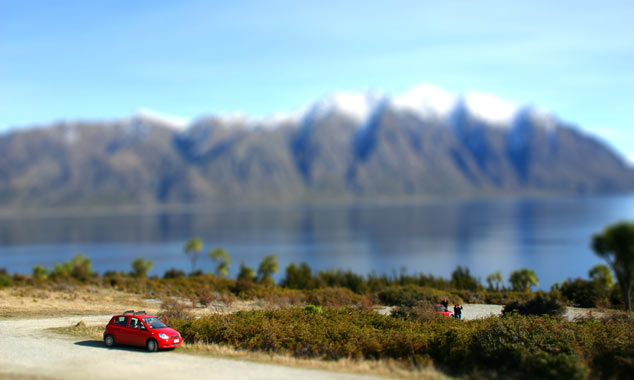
[131,258,153,278]
[257,254,278,285]
[236,262,256,282]
[53,261,73,279]
[592,222,634,311]
[32,265,49,281]
[0,269,11,287]
[509,268,539,292]
[588,263,614,291]
[486,270,503,291]
[451,265,479,291]
[209,248,231,277]
[70,253,92,282]
[183,238,203,273]
[282,262,314,289]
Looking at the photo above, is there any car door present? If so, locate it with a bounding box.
[110,316,129,344]
[120,316,140,345]
[128,317,152,347]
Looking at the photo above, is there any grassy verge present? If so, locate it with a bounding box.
[0,286,156,319]
[51,321,451,379]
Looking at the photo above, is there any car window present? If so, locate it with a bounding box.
[114,316,127,326]
[129,317,146,330]
[143,317,167,329]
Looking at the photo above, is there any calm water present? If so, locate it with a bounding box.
[1,196,633,289]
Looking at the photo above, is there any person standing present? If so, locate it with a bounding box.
[454,304,463,320]
[440,297,449,310]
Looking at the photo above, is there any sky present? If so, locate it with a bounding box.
[1,1,633,159]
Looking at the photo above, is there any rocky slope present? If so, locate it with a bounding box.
[1,86,632,208]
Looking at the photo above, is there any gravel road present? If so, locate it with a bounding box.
[0,315,386,380]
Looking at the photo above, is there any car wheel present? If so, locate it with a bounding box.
[147,338,158,352]
[104,335,115,348]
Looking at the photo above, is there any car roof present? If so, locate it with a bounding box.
[113,314,154,319]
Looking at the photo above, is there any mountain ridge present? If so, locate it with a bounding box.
[1,86,632,209]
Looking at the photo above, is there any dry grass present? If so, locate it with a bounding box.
[0,285,270,320]
[0,285,158,318]
[0,372,57,380]
[53,323,452,380]
[179,342,452,380]
[49,323,104,339]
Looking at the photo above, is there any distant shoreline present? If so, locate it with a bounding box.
[1,192,632,218]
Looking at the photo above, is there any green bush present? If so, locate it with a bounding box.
[163,268,186,279]
[305,287,363,308]
[0,271,12,287]
[559,278,607,308]
[390,302,443,321]
[169,308,633,379]
[377,284,460,306]
[304,304,322,314]
[451,265,480,291]
[70,253,93,282]
[131,258,153,278]
[502,295,565,317]
[32,265,49,281]
[282,262,314,290]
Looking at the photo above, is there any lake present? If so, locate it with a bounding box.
[1,195,632,289]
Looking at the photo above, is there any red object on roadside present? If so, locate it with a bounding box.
[433,304,454,317]
[103,311,182,352]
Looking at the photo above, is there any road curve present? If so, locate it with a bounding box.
[0,315,386,380]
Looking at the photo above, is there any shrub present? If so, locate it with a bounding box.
[197,288,217,307]
[70,254,93,282]
[0,271,12,287]
[502,296,565,317]
[305,287,362,308]
[32,265,49,281]
[159,298,191,320]
[163,268,186,279]
[316,269,367,293]
[130,258,153,278]
[52,262,73,279]
[451,266,480,291]
[169,308,632,379]
[282,262,314,289]
[559,278,606,308]
[304,304,322,314]
[377,284,459,307]
[390,302,443,321]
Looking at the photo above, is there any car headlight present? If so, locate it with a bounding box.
[158,333,169,339]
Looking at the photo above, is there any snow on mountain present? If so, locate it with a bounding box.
[513,106,558,130]
[131,85,547,133]
[391,84,456,119]
[303,91,386,125]
[299,85,523,128]
[133,108,190,130]
[460,92,518,126]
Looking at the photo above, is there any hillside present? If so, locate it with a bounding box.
[1,87,633,208]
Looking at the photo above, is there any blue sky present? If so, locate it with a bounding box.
[1,1,633,158]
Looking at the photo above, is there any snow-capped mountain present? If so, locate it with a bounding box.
[1,84,632,208]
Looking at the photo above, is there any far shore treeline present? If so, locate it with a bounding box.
[1,221,633,311]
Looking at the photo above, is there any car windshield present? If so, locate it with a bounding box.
[143,317,167,329]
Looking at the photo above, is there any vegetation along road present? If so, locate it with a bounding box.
[0,315,388,380]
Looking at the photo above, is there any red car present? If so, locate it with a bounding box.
[433,304,454,317]
[103,310,182,352]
